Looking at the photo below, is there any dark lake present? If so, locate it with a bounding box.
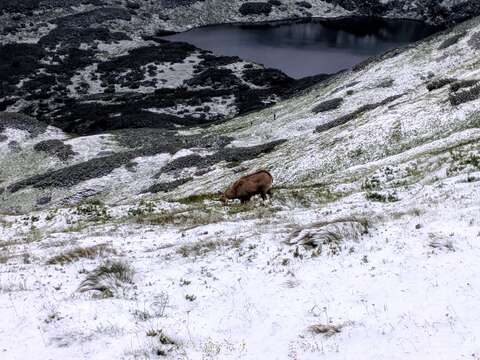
[164,17,439,78]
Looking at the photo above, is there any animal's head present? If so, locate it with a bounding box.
[219,193,228,205]
[219,188,233,205]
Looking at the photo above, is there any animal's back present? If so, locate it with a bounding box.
[244,169,273,181]
[237,170,272,194]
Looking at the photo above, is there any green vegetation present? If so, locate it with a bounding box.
[175,193,219,205]
[75,198,111,223]
[45,208,58,221]
[365,191,399,203]
[447,148,480,176]
[127,199,156,217]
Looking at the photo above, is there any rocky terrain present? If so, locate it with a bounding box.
[2,0,480,37]
[1,1,480,360]
[0,7,319,133]
[1,0,478,144]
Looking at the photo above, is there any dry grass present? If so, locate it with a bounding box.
[428,233,455,252]
[78,260,134,298]
[177,237,244,258]
[46,244,115,265]
[0,277,29,293]
[287,218,369,255]
[131,208,225,229]
[132,292,170,321]
[146,329,175,345]
[0,249,11,264]
[308,324,343,336]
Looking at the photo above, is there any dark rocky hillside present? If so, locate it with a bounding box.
[1,4,315,135]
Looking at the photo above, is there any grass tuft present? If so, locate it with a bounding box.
[309,323,343,336]
[177,237,243,258]
[78,260,134,298]
[449,83,480,106]
[175,193,219,205]
[75,199,111,222]
[46,244,114,265]
[288,218,369,255]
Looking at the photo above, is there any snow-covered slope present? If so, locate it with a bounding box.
[1,13,480,360]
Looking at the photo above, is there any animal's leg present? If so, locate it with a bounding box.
[267,188,273,198]
[242,195,253,204]
[260,192,267,201]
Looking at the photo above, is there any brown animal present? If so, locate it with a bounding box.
[220,170,273,205]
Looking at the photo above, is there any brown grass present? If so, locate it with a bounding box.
[308,324,343,336]
[46,244,114,265]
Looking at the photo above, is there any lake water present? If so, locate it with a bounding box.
[164,17,439,78]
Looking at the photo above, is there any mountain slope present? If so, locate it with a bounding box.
[0,13,480,360]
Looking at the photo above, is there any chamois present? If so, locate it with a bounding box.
[220,170,273,204]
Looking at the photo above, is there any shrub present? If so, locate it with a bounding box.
[426,78,456,91]
[311,98,343,114]
[449,84,480,105]
[361,177,381,191]
[239,2,272,16]
[447,149,480,176]
[450,79,478,92]
[143,178,192,194]
[127,199,156,217]
[315,94,403,133]
[75,199,111,222]
[377,78,394,88]
[365,191,399,202]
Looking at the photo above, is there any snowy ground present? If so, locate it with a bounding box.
[1,14,480,360]
[1,150,479,359]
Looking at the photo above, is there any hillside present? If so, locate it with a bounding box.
[1,0,480,36]
[1,7,480,360]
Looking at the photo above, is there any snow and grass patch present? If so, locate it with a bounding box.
[46,243,115,265]
[176,237,243,258]
[77,260,135,299]
[287,217,369,255]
